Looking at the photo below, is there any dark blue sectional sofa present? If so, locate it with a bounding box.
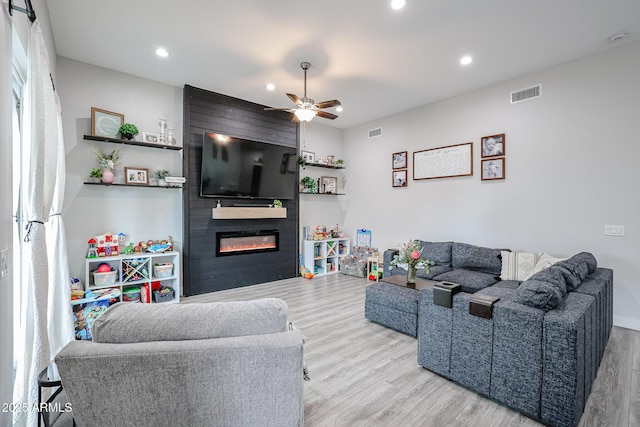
[366,241,613,427]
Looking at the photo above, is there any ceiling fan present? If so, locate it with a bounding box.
[264,61,341,121]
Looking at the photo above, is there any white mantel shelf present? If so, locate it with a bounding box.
[211,207,287,220]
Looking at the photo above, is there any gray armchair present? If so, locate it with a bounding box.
[340,246,378,278]
[55,298,304,427]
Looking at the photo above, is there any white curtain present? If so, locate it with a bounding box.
[13,21,74,427]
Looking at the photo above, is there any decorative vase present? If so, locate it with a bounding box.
[101,168,114,184]
[406,266,417,284]
[121,133,134,140]
[166,127,174,145]
[158,179,166,187]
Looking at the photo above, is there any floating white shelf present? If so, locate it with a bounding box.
[211,207,287,220]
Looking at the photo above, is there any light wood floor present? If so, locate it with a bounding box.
[182,274,640,427]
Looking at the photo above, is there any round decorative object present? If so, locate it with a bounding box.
[101,168,114,184]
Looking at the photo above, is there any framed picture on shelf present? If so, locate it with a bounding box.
[481,158,505,181]
[301,150,315,163]
[320,176,338,194]
[392,169,408,187]
[124,167,150,185]
[392,151,407,169]
[142,132,159,144]
[91,107,124,138]
[481,133,505,158]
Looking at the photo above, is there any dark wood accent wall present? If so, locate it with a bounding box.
[182,85,299,296]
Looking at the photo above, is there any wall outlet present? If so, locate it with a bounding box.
[604,225,624,236]
[0,248,7,279]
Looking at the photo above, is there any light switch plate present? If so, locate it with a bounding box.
[604,225,625,236]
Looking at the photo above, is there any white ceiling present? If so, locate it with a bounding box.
[47,0,640,129]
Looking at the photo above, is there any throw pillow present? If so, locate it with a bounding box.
[524,253,567,280]
[500,251,542,281]
[451,242,509,275]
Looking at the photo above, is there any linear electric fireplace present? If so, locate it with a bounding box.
[216,230,279,257]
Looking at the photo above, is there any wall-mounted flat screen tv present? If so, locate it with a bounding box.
[200,132,298,200]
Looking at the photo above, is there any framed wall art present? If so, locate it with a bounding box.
[124,167,150,185]
[91,107,124,138]
[413,142,473,180]
[392,151,407,169]
[481,158,505,181]
[481,133,505,158]
[392,169,408,187]
[301,150,315,163]
[142,132,159,144]
[320,176,338,194]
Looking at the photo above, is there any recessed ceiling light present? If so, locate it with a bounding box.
[336,106,344,113]
[266,83,275,91]
[391,0,406,10]
[155,47,170,58]
[460,55,473,65]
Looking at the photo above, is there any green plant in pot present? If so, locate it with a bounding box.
[118,123,139,140]
[154,169,170,186]
[89,167,102,182]
[298,155,307,169]
[300,176,317,193]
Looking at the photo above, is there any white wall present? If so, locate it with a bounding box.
[56,57,184,287]
[298,122,347,239]
[342,40,640,331]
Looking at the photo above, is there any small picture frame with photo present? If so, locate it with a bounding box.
[481,158,505,181]
[320,176,338,194]
[142,132,160,144]
[392,151,407,169]
[481,134,505,158]
[124,167,150,185]
[301,150,315,164]
[392,169,408,187]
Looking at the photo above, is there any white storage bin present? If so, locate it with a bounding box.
[153,263,173,278]
[92,270,117,286]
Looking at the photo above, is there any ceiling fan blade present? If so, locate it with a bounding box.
[287,93,303,106]
[316,110,338,120]
[264,107,294,111]
[315,99,342,109]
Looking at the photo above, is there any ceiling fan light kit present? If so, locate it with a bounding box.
[265,61,341,122]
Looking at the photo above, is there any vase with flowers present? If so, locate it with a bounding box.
[93,147,120,184]
[388,239,435,284]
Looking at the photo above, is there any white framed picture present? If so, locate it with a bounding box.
[142,132,160,144]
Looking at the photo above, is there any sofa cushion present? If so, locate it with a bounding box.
[500,251,542,281]
[418,241,453,267]
[92,298,288,344]
[513,277,567,311]
[432,269,499,293]
[417,264,453,279]
[452,242,508,275]
[513,252,596,311]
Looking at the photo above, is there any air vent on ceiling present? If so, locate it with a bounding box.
[511,84,541,104]
[368,127,383,138]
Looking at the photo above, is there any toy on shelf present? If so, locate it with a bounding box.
[96,233,119,257]
[312,225,327,240]
[329,224,344,238]
[86,238,98,258]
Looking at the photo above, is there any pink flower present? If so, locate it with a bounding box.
[411,250,420,260]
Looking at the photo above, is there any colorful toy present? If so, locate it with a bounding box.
[86,238,98,258]
[97,263,112,273]
[95,233,119,257]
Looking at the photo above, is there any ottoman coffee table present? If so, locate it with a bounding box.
[364,275,438,337]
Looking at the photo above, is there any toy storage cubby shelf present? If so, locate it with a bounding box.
[302,238,350,276]
[85,252,180,304]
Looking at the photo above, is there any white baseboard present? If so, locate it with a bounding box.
[613,315,640,332]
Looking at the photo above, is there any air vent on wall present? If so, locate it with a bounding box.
[368,127,382,138]
[511,84,541,103]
